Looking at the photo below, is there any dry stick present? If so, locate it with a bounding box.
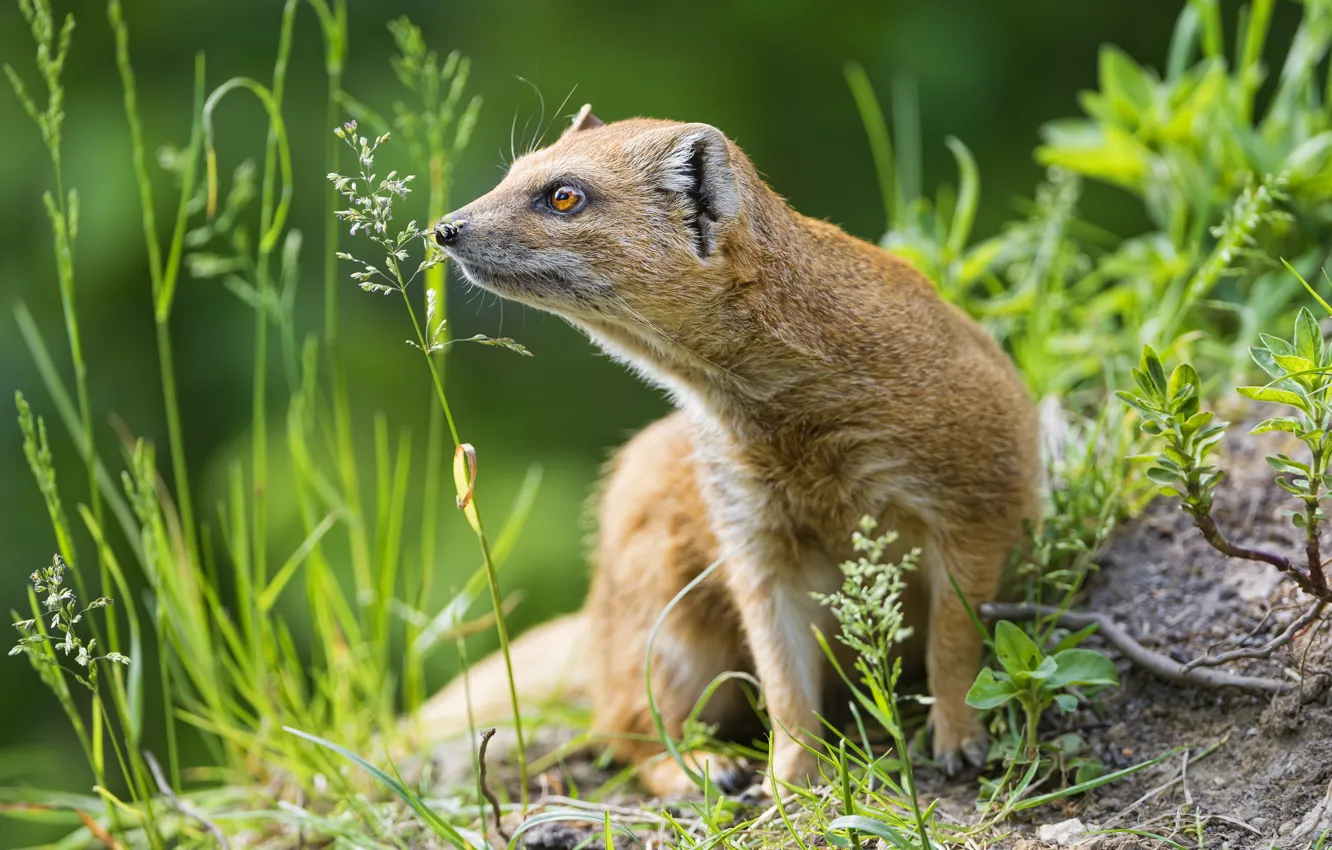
[478,728,512,841]
[143,750,230,850]
[979,603,1292,694]
[1185,601,1325,669]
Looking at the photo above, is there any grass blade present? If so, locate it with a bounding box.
[283,726,475,849]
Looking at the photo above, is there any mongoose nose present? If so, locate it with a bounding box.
[432,218,466,246]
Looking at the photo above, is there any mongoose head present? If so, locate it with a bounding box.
[434,105,751,343]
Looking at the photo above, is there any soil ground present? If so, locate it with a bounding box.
[427,428,1332,849]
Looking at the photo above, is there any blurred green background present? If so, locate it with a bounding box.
[0,0,1282,822]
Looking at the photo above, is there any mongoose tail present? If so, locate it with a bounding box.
[413,612,588,734]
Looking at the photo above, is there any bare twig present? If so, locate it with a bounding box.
[478,727,512,841]
[143,750,230,850]
[979,603,1292,694]
[1186,602,1325,669]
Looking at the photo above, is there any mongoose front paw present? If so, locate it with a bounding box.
[932,722,988,777]
[638,751,750,798]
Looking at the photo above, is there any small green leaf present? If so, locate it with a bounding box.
[1028,655,1059,681]
[1051,733,1082,757]
[1099,46,1155,115]
[1167,363,1199,400]
[1295,307,1325,363]
[1273,353,1317,378]
[1054,693,1079,713]
[1275,476,1301,493]
[994,620,1044,676]
[825,816,915,850]
[1146,467,1182,486]
[966,667,1018,710]
[1268,454,1311,475]
[1236,386,1303,407]
[1046,648,1119,689]
[1054,622,1100,652]
[1115,390,1156,416]
[1074,758,1105,784]
[1142,346,1168,397]
[1260,334,1297,358]
[1180,410,1213,436]
[1251,345,1286,381]
[1250,417,1302,435]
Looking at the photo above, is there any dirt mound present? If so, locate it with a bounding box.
[996,427,1332,847]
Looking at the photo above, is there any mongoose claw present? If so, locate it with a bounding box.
[937,748,966,778]
[736,782,768,805]
[962,731,989,769]
[712,758,753,796]
[936,729,989,778]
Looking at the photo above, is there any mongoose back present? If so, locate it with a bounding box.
[419,105,1041,796]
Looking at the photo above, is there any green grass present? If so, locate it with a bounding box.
[7,0,1332,847]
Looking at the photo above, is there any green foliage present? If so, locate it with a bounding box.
[1118,300,1332,601]
[330,119,534,804]
[812,518,919,687]
[2,1,546,845]
[856,0,1332,405]
[966,621,1118,759]
[812,518,936,849]
[1116,345,1228,515]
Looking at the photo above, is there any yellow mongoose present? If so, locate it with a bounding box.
[419,105,1041,796]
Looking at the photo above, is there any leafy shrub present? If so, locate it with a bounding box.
[1118,298,1332,604]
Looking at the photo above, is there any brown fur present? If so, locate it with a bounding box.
[418,107,1041,796]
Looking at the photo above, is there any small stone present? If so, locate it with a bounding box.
[1279,820,1296,835]
[1247,727,1260,736]
[1251,816,1271,831]
[1037,818,1090,845]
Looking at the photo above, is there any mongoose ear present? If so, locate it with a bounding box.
[561,103,604,138]
[659,124,740,258]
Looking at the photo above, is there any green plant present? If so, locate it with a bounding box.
[11,554,130,682]
[1118,307,1332,603]
[965,621,1119,760]
[335,16,483,719]
[328,118,535,802]
[3,0,547,845]
[811,518,936,850]
[851,0,1332,407]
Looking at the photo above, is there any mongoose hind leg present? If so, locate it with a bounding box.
[925,532,1010,775]
[588,414,758,797]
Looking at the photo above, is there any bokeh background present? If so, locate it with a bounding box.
[0,0,1288,828]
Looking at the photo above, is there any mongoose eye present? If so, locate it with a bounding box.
[546,185,586,215]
